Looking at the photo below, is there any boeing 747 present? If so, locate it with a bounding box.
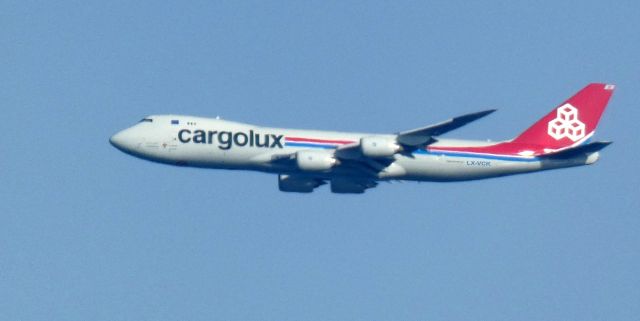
[110,83,614,193]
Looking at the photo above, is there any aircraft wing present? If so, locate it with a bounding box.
[336,109,496,159]
[277,172,377,194]
[274,109,497,192]
[396,109,496,146]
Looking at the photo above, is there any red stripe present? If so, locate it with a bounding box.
[286,136,354,145]
[428,142,548,156]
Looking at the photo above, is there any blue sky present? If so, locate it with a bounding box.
[2,1,639,320]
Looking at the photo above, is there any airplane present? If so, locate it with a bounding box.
[110,83,615,194]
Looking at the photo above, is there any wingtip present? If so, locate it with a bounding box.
[589,140,613,152]
[475,109,497,117]
[600,140,613,146]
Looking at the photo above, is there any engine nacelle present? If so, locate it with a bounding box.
[296,150,337,171]
[278,174,324,193]
[330,177,375,194]
[360,136,401,158]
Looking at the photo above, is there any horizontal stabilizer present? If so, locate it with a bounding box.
[540,141,612,159]
[397,109,496,146]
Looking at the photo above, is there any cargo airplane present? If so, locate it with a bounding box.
[110,83,615,193]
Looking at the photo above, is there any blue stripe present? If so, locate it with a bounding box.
[414,149,540,162]
[418,137,594,162]
[285,142,540,162]
[285,136,599,162]
[285,142,338,149]
[284,141,544,162]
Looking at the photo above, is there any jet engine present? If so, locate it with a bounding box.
[278,174,324,193]
[330,177,377,194]
[296,150,337,171]
[360,136,402,158]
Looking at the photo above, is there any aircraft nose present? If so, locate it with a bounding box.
[109,132,121,148]
[110,128,140,153]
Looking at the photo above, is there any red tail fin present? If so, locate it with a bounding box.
[511,83,615,150]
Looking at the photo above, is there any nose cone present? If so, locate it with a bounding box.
[110,128,141,154]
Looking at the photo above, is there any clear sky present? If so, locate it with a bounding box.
[2,1,639,320]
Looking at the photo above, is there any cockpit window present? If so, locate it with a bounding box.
[139,118,153,123]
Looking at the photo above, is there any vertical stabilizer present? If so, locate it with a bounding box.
[511,83,614,150]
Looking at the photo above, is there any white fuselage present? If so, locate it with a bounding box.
[110,115,596,183]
